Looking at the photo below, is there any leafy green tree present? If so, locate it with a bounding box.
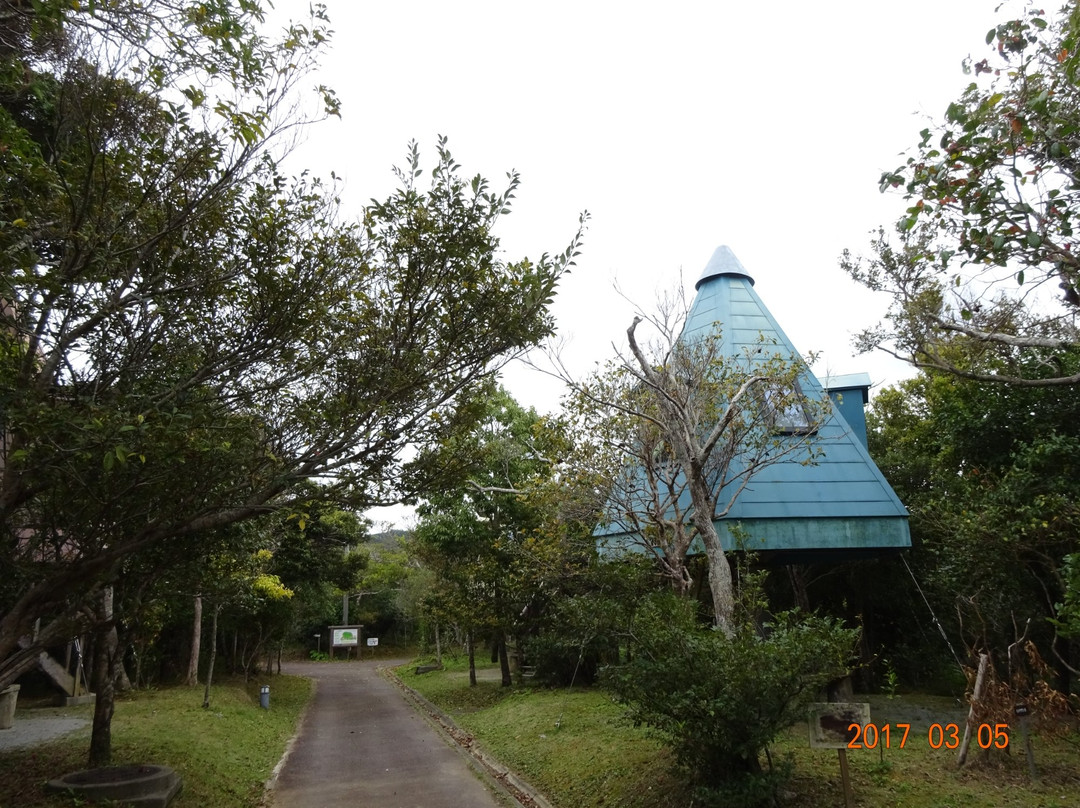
[845,5,1080,386]
[1055,553,1080,640]
[269,503,368,584]
[348,541,415,644]
[1,0,337,681]
[412,386,573,685]
[0,0,584,765]
[115,501,359,690]
[394,562,440,654]
[197,544,294,710]
[209,501,367,676]
[524,553,657,687]
[866,364,1080,683]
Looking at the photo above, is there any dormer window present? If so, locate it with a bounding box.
[762,381,816,435]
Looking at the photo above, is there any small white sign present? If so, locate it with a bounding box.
[366,637,379,646]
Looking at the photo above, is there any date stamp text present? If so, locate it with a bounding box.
[846,722,1010,750]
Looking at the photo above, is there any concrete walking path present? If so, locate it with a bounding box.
[269,659,510,808]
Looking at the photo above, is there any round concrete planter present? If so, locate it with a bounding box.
[46,764,182,807]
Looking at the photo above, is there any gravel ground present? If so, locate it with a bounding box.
[0,712,90,751]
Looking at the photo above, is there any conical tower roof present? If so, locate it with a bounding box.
[694,244,754,289]
[597,246,909,560]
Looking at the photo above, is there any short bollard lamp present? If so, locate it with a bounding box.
[260,685,270,710]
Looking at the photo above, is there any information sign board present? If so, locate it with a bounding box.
[330,626,361,647]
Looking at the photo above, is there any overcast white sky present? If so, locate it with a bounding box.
[269,0,1012,526]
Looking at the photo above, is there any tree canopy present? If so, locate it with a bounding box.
[867,363,1080,680]
[845,4,1080,386]
[0,0,584,693]
[412,385,579,685]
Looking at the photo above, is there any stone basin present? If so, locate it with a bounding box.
[45,764,182,807]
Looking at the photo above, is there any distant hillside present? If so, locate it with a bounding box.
[367,528,410,551]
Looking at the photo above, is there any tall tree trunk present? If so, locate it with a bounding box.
[689,473,735,635]
[202,604,221,709]
[787,565,811,610]
[88,587,117,768]
[701,529,736,636]
[467,629,477,687]
[434,621,442,664]
[116,656,133,693]
[625,316,746,635]
[133,642,144,688]
[186,594,202,686]
[498,632,511,687]
[957,652,990,767]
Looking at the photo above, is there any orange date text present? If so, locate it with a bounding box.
[846,723,1009,750]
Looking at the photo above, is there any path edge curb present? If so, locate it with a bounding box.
[381,665,557,808]
[261,676,318,805]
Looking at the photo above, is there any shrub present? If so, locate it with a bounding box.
[604,592,858,807]
[523,632,610,686]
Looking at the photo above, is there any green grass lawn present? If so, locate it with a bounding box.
[4,659,1076,808]
[398,657,1080,808]
[0,675,310,808]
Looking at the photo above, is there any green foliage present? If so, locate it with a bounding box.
[1,0,584,692]
[266,498,369,596]
[846,5,1080,385]
[882,658,900,699]
[402,658,1080,808]
[411,386,583,677]
[867,367,1080,665]
[604,592,858,805]
[524,633,600,686]
[1052,553,1080,638]
[523,555,657,686]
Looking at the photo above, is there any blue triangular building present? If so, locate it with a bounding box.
[595,246,910,562]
